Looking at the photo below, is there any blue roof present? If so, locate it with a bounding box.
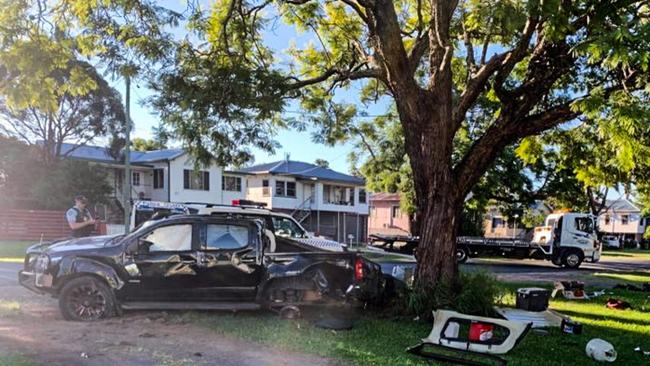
[59,143,185,165]
[238,160,365,185]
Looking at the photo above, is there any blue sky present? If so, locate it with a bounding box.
[115,0,388,174]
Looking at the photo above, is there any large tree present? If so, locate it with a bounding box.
[47,0,650,290]
[153,0,650,290]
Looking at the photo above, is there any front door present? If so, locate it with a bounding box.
[192,221,263,301]
[123,222,202,301]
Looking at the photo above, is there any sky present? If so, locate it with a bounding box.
[114,0,388,174]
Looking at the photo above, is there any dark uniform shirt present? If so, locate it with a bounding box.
[66,207,94,238]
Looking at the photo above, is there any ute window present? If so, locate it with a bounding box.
[574,217,594,234]
[205,224,249,250]
[271,217,308,239]
[143,224,192,252]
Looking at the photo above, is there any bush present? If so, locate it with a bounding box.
[406,271,503,318]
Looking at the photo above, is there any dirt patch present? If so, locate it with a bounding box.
[0,283,343,366]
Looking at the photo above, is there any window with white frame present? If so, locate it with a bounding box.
[183,169,210,191]
[153,169,164,189]
[132,172,141,186]
[391,206,401,219]
[621,215,629,225]
[358,189,367,204]
[286,181,296,197]
[275,180,296,197]
[222,175,242,192]
[262,179,270,197]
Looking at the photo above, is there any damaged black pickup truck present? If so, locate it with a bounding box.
[19,215,382,321]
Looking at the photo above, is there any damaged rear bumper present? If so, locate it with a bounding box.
[18,270,53,295]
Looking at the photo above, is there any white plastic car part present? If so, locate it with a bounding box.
[421,310,531,355]
[586,338,617,362]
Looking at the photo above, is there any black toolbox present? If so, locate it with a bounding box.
[516,288,550,311]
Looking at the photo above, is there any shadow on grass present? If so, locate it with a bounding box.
[593,272,650,285]
[559,309,650,327]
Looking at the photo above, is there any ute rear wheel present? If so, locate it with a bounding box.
[562,250,584,269]
[456,247,469,264]
[59,276,116,321]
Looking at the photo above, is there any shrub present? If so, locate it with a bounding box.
[406,271,503,318]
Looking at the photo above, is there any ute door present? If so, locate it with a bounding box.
[193,221,263,301]
[124,222,203,301]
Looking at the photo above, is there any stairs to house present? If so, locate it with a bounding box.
[291,196,313,224]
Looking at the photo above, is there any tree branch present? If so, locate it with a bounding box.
[492,17,538,101]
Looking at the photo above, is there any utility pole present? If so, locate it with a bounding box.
[123,75,132,234]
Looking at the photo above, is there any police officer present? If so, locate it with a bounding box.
[66,195,96,238]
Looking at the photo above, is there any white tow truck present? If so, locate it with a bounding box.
[456,212,602,269]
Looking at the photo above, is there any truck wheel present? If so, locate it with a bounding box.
[562,250,584,269]
[59,276,116,321]
[551,255,562,267]
[456,247,469,264]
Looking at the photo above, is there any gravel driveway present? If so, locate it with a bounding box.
[0,263,342,366]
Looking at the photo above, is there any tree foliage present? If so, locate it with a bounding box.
[0,0,126,163]
[0,135,112,209]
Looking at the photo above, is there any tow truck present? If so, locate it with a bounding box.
[371,212,601,269]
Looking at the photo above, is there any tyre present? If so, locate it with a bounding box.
[58,276,116,321]
[562,250,584,269]
[551,255,562,267]
[456,247,469,264]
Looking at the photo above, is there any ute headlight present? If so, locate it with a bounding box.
[34,254,50,273]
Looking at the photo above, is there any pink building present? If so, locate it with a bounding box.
[369,193,411,236]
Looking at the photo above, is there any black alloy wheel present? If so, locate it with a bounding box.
[59,277,115,321]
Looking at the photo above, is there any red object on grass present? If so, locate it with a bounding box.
[469,322,494,342]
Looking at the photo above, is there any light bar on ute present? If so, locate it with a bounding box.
[231,199,268,208]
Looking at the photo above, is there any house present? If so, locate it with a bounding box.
[368,193,411,236]
[60,143,247,208]
[59,143,369,243]
[235,160,369,243]
[483,202,552,238]
[598,198,649,241]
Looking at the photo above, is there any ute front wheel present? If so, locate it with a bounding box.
[59,276,116,321]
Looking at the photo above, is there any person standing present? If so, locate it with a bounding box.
[66,195,96,238]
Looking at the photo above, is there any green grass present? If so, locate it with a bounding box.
[0,241,33,263]
[177,275,650,366]
[0,354,36,366]
[602,250,650,259]
[593,272,650,284]
[0,301,22,319]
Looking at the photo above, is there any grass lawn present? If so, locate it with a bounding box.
[175,276,650,366]
[602,249,650,259]
[0,241,34,262]
[0,354,36,366]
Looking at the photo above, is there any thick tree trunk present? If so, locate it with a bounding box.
[395,87,461,290]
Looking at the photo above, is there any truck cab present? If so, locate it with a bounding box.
[533,212,601,267]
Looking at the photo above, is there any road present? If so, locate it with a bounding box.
[463,253,650,285]
[0,262,341,366]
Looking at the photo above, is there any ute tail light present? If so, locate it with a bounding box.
[354,257,364,281]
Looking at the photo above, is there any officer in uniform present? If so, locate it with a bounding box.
[66,195,96,238]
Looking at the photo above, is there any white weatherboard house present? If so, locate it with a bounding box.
[60,143,247,207]
[235,160,369,243]
[60,144,369,243]
[598,198,649,242]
